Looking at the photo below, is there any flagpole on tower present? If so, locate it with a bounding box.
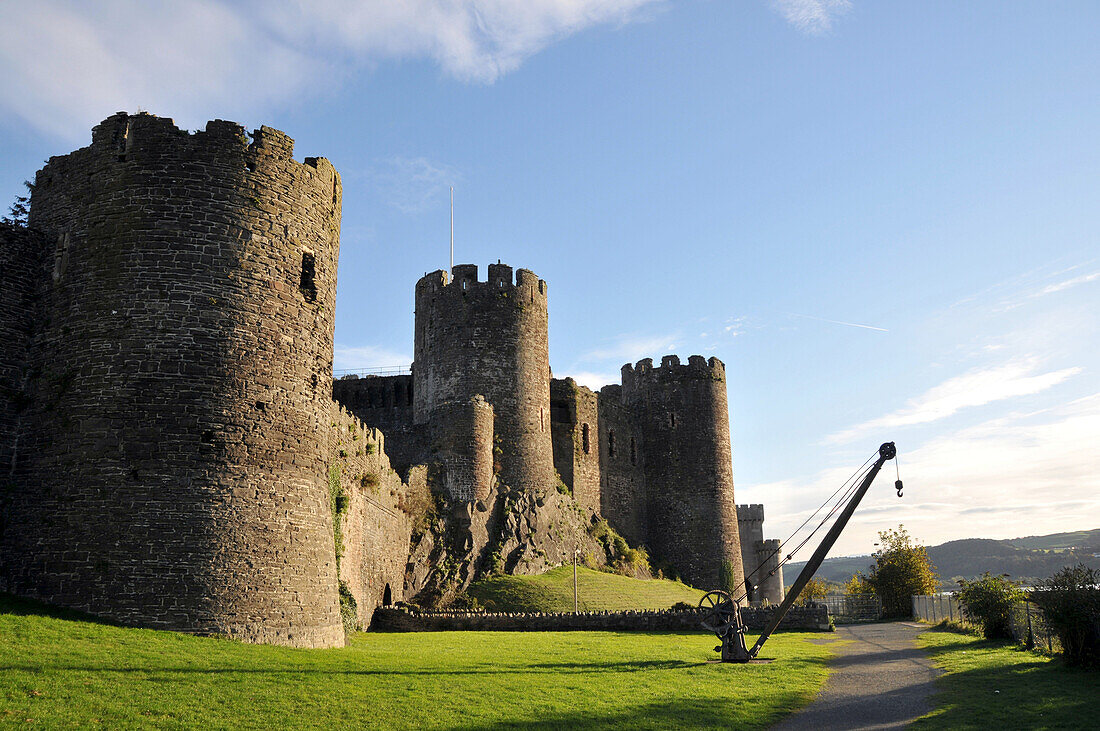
[450,186,454,274]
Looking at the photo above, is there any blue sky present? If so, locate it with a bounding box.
[2,1,1097,558]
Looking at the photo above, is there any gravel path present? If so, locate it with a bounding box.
[772,622,940,730]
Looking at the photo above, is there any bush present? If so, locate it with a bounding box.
[795,578,829,606]
[956,572,1024,639]
[719,560,739,594]
[861,526,939,618]
[338,581,358,636]
[1032,564,1100,668]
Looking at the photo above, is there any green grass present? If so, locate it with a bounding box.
[467,565,707,612]
[914,627,1100,729]
[0,594,831,729]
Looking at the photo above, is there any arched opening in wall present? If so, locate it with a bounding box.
[382,584,392,606]
[582,423,590,454]
[406,382,413,406]
[299,251,317,302]
[394,381,403,405]
[630,437,636,465]
[607,429,616,458]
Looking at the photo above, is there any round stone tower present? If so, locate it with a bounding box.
[413,263,553,493]
[0,113,344,647]
[622,355,744,593]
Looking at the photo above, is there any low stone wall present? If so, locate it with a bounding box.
[370,604,831,633]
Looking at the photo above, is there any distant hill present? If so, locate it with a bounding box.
[785,528,1100,589]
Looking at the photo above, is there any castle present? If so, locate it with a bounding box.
[0,113,781,647]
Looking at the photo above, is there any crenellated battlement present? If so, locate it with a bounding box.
[36,113,339,215]
[620,354,726,397]
[415,263,547,302]
[737,504,765,522]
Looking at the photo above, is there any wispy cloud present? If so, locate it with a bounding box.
[769,0,852,35]
[333,344,412,372]
[581,333,678,364]
[1033,271,1100,298]
[359,156,460,214]
[0,0,663,140]
[741,393,1100,559]
[787,312,888,332]
[825,358,1082,444]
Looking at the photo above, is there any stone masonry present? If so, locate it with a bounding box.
[1,113,785,645]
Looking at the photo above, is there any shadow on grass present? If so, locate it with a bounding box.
[0,658,708,677]
[0,592,120,626]
[914,628,1100,728]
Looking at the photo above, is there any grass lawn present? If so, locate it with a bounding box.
[914,627,1100,729]
[1,594,831,729]
[467,565,707,612]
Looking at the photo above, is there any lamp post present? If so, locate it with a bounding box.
[574,549,580,614]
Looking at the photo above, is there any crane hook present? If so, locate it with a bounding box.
[895,479,904,498]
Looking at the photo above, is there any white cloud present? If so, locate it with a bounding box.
[1034,271,1100,297]
[741,394,1100,560]
[333,344,412,373]
[562,370,622,391]
[769,0,852,35]
[825,358,1081,444]
[0,0,662,140]
[581,333,678,363]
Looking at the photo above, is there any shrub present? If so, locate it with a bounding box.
[1032,564,1100,668]
[449,593,482,611]
[860,526,939,618]
[796,578,829,606]
[956,572,1024,639]
[719,560,739,594]
[338,581,358,636]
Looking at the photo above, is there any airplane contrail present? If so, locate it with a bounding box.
[786,312,888,332]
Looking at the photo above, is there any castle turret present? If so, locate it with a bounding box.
[413,263,553,493]
[753,539,785,605]
[623,355,744,592]
[0,113,344,647]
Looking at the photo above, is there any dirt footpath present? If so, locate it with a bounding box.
[772,622,940,730]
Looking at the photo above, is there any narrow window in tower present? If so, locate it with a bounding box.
[540,408,545,432]
[299,251,317,302]
[608,429,616,458]
[630,437,637,465]
[669,412,676,428]
[582,423,590,454]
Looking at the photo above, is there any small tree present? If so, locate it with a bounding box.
[844,571,875,596]
[1032,564,1100,668]
[956,572,1023,639]
[1,181,32,228]
[795,578,829,606]
[860,526,938,618]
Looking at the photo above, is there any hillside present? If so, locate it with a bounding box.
[786,528,1100,588]
[466,566,706,612]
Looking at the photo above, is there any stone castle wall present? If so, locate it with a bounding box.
[595,384,648,547]
[413,264,553,493]
[0,225,44,477]
[623,355,744,591]
[549,378,600,513]
[0,113,344,647]
[332,374,423,474]
[329,403,412,629]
